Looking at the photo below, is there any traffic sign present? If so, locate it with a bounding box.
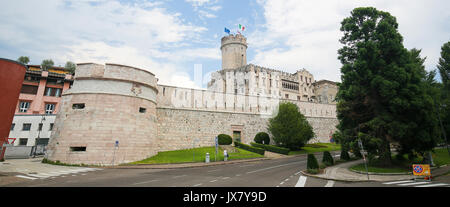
[413,164,430,176]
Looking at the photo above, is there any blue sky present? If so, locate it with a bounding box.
[1,0,449,88]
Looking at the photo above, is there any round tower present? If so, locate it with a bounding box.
[221,34,247,69]
[45,63,159,166]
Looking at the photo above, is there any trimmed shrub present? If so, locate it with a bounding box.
[218,134,232,145]
[340,150,351,161]
[322,151,334,166]
[254,132,270,144]
[307,154,319,170]
[234,141,265,155]
[250,142,290,155]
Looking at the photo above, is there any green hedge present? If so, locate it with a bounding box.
[307,154,319,169]
[234,141,265,155]
[218,134,232,145]
[322,151,334,166]
[254,132,270,144]
[250,142,290,155]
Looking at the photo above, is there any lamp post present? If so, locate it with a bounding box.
[33,115,46,158]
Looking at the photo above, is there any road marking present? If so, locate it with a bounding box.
[193,183,202,187]
[246,161,305,174]
[25,174,49,178]
[295,176,307,187]
[415,183,450,187]
[280,182,284,185]
[324,180,335,187]
[173,175,187,178]
[132,180,159,185]
[239,164,255,167]
[383,180,414,185]
[16,175,38,180]
[222,177,230,180]
[398,181,430,186]
[210,179,218,183]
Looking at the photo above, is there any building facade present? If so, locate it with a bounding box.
[45,34,339,165]
[8,65,73,149]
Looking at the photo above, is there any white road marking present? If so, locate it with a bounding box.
[383,180,414,185]
[173,175,187,178]
[193,183,202,187]
[222,177,230,180]
[25,174,49,178]
[415,183,450,187]
[398,182,430,186]
[324,180,335,187]
[132,179,159,185]
[295,176,307,187]
[246,161,305,174]
[210,179,218,183]
[15,175,38,180]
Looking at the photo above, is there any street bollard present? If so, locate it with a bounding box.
[205,153,210,163]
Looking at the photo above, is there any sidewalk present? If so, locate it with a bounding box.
[301,159,450,182]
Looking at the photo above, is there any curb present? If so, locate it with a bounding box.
[105,157,271,169]
[300,170,372,182]
[348,168,412,176]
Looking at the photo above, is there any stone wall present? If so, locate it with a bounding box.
[156,106,338,153]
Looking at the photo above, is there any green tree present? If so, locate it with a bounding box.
[437,41,450,149]
[17,56,30,65]
[336,7,439,165]
[41,59,54,71]
[268,102,314,150]
[64,61,76,74]
[438,41,450,91]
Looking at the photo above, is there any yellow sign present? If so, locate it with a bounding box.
[412,164,431,176]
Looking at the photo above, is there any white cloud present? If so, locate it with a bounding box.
[0,0,213,88]
[251,0,450,82]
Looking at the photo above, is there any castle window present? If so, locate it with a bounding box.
[163,87,165,96]
[70,146,86,152]
[285,94,289,99]
[72,103,85,109]
[139,107,146,113]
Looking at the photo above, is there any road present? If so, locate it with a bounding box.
[3,153,449,187]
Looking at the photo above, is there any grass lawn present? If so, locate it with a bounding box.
[128,146,264,165]
[288,143,341,155]
[432,148,450,167]
[349,148,450,174]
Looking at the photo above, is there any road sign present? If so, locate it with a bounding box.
[413,164,431,176]
[115,140,119,147]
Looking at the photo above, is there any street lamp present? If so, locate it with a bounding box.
[33,115,46,158]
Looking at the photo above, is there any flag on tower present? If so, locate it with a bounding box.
[239,24,245,31]
[224,27,230,34]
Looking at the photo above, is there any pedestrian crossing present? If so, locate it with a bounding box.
[382,180,450,187]
[15,168,101,180]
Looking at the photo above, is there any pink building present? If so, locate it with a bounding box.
[7,65,73,156]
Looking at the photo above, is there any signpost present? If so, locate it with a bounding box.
[215,136,218,162]
[358,139,370,180]
[112,140,119,166]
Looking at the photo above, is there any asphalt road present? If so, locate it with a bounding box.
[4,153,449,187]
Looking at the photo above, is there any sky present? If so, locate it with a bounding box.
[0,0,449,88]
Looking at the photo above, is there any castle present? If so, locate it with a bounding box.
[45,34,339,166]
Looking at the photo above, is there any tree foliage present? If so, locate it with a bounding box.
[64,61,76,74]
[254,132,270,144]
[437,41,450,146]
[41,59,54,71]
[268,102,314,150]
[336,7,439,165]
[17,56,30,65]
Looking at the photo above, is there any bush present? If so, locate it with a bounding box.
[254,132,270,144]
[307,154,319,170]
[218,134,232,145]
[307,168,319,174]
[340,150,351,161]
[250,142,290,155]
[322,151,334,166]
[234,141,265,155]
